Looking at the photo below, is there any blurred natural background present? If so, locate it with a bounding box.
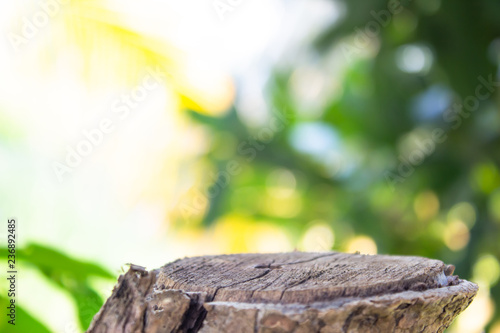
[1,0,500,332]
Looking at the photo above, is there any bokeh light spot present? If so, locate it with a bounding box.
[251,224,293,253]
[448,202,476,228]
[443,219,470,251]
[453,289,494,333]
[413,190,439,221]
[471,162,500,194]
[473,254,500,287]
[262,192,302,218]
[346,235,377,255]
[289,66,328,118]
[266,168,297,199]
[212,216,292,254]
[289,122,341,157]
[300,222,335,252]
[488,189,500,223]
[396,44,433,74]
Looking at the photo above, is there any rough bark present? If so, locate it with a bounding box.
[87,252,478,333]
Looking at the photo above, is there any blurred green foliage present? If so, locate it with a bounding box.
[181,0,500,330]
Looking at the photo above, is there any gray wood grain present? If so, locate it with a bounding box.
[87,252,478,333]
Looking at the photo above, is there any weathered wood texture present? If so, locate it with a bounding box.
[87,252,477,333]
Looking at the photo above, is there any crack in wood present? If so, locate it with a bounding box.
[88,252,478,333]
[212,269,272,301]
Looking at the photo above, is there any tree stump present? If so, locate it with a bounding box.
[87,252,478,333]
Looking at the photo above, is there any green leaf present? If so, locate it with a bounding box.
[0,243,114,281]
[0,295,52,333]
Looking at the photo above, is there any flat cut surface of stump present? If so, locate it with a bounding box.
[159,252,452,303]
[88,252,478,333]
